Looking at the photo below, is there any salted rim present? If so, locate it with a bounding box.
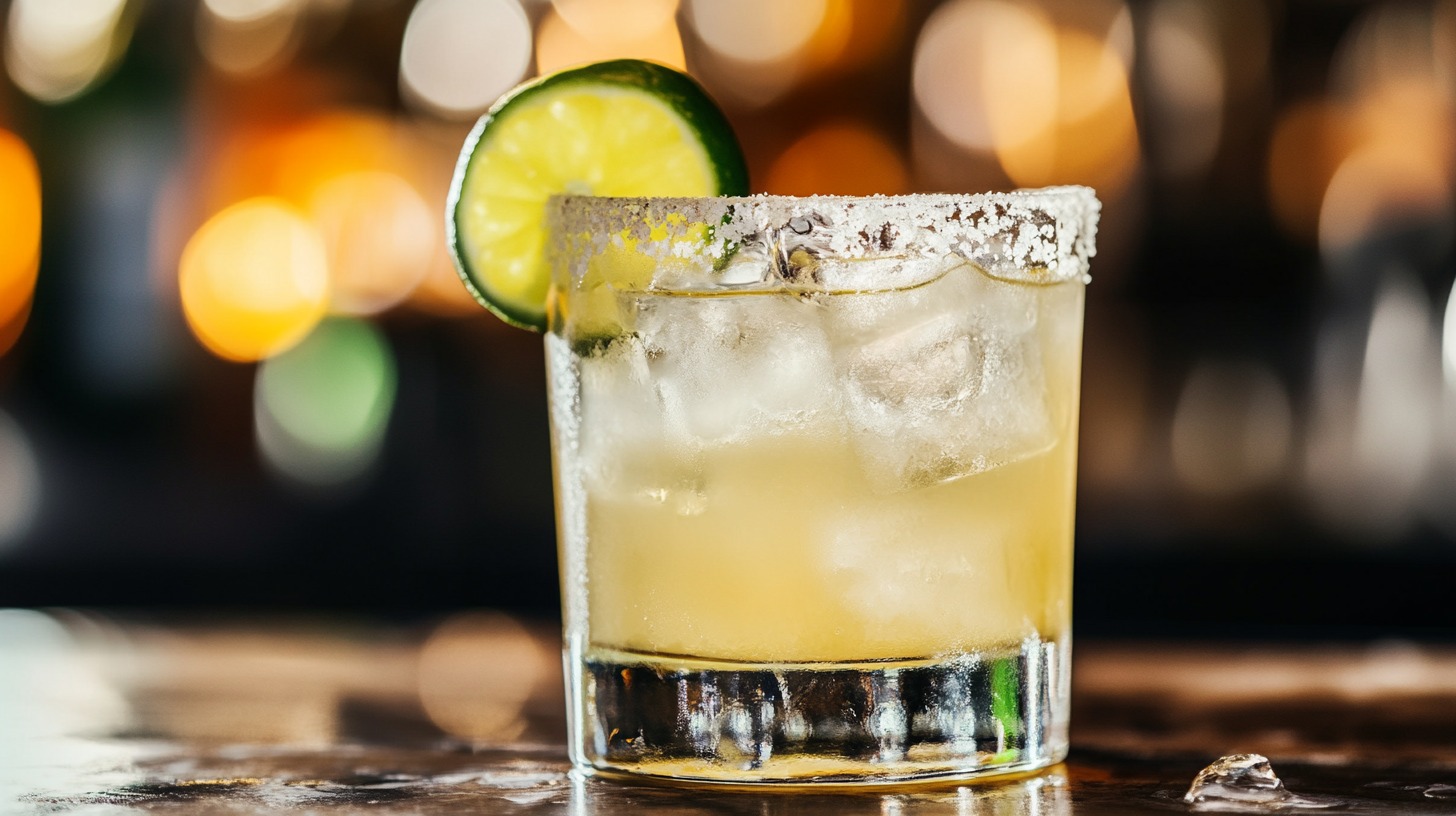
[550,185,1100,284]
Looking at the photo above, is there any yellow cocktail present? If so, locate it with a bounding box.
[546,189,1096,783]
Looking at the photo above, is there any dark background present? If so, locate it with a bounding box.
[0,0,1453,637]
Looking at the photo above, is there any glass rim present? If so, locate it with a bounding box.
[550,185,1097,211]
[550,185,1094,225]
[548,185,1101,286]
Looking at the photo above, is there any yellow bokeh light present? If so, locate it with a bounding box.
[201,109,465,316]
[551,0,678,43]
[798,0,854,74]
[308,171,434,315]
[535,4,685,75]
[913,2,1138,193]
[179,198,330,362]
[913,0,1058,152]
[0,128,41,357]
[765,121,908,196]
[993,29,1139,192]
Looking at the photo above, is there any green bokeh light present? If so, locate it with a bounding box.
[254,317,397,486]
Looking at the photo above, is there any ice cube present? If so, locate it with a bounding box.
[825,263,1054,491]
[636,292,836,442]
[576,334,662,488]
[1184,754,1289,808]
[1184,754,1339,811]
[577,338,709,511]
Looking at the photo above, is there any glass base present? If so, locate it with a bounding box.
[569,635,1069,785]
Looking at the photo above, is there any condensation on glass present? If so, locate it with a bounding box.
[544,188,1098,784]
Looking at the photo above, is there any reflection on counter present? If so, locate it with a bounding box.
[10,610,1456,814]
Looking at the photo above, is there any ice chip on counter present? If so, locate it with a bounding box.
[1184,754,1340,811]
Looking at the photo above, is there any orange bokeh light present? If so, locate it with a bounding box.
[765,121,909,196]
[792,0,908,78]
[535,3,685,75]
[308,171,435,316]
[179,198,330,362]
[993,29,1139,193]
[207,111,415,214]
[1270,80,1452,244]
[0,128,41,356]
[196,109,442,315]
[1267,99,1354,241]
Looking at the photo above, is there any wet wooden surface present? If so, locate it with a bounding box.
[5,609,1456,814]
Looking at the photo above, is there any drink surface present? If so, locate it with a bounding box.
[549,260,1084,664]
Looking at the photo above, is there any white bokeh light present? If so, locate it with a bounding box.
[685,0,826,64]
[4,0,131,103]
[911,0,1058,153]
[399,0,533,120]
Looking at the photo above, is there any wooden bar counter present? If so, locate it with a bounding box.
[5,611,1456,814]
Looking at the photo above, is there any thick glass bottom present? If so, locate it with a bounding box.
[568,634,1069,785]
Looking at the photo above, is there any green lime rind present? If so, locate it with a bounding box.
[446,60,750,332]
[446,111,540,331]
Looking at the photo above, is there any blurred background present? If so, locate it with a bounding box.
[0,0,1453,636]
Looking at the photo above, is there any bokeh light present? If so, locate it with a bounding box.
[1353,274,1441,527]
[309,171,434,316]
[686,0,827,64]
[1267,100,1353,242]
[553,0,678,42]
[913,0,1057,154]
[683,0,837,106]
[0,411,42,554]
[1143,0,1224,180]
[912,0,1137,193]
[200,110,460,315]
[208,111,416,212]
[417,612,549,742]
[179,198,330,362]
[1302,1,1456,258]
[0,128,41,357]
[535,2,685,75]
[3,0,134,103]
[399,0,532,120]
[764,121,908,196]
[1170,362,1292,496]
[196,0,304,77]
[1307,269,1443,537]
[1317,144,1454,264]
[255,317,396,487]
[1443,276,1456,386]
[993,28,1138,191]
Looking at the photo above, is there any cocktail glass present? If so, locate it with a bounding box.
[545,188,1098,784]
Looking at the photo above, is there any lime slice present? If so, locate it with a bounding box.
[447,59,749,331]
